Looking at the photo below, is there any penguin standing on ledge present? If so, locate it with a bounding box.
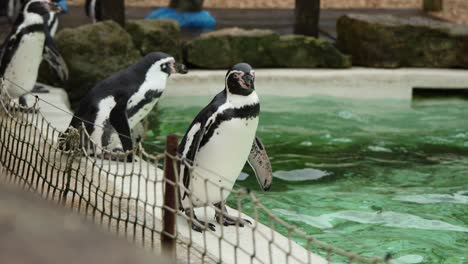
[32,0,69,94]
[0,0,68,108]
[62,52,188,160]
[178,63,273,232]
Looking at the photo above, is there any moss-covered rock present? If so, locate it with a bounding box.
[271,35,351,68]
[186,28,278,69]
[186,27,350,69]
[125,19,182,60]
[40,21,141,109]
[337,14,468,68]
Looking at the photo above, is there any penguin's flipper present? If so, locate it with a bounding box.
[179,121,207,200]
[43,29,69,82]
[247,137,272,191]
[109,101,133,153]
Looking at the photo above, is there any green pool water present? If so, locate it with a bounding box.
[145,95,468,264]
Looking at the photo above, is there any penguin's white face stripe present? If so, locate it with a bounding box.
[153,57,175,70]
[10,0,47,39]
[125,57,174,116]
[225,70,243,89]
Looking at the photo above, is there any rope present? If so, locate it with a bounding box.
[1,77,165,152]
[0,78,391,263]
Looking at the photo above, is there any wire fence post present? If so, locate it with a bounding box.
[162,134,178,260]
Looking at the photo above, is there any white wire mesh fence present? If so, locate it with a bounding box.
[0,79,389,264]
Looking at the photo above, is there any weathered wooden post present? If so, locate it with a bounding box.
[100,0,126,26]
[162,134,178,260]
[294,0,321,37]
[169,0,204,12]
[423,0,443,12]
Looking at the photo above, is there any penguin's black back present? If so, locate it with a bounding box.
[71,52,171,127]
[81,52,171,106]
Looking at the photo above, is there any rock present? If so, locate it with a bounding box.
[125,19,182,60]
[40,21,141,109]
[271,35,351,68]
[185,28,279,69]
[337,14,468,68]
[186,27,350,69]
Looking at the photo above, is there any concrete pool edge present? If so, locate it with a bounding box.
[165,68,468,100]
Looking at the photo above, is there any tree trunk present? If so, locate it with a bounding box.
[294,0,321,37]
[169,0,204,12]
[423,0,443,12]
[101,0,125,26]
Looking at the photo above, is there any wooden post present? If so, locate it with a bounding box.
[423,0,443,12]
[162,134,178,260]
[294,0,321,37]
[169,0,204,12]
[100,0,126,26]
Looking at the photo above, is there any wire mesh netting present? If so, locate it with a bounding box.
[0,78,389,264]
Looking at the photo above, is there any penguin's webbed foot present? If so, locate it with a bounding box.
[191,220,216,233]
[215,213,252,227]
[215,202,252,227]
[185,208,216,233]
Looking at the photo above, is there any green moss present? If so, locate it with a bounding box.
[125,19,182,60]
[186,28,279,69]
[186,28,350,69]
[271,35,351,68]
[337,14,468,68]
[39,21,141,109]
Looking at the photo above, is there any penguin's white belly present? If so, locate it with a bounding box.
[4,33,45,98]
[127,98,159,129]
[90,96,117,153]
[104,98,159,150]
[190,117,259,206]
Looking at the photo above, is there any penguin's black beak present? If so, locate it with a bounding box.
[171,62,188,74]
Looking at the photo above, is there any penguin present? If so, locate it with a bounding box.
[0,0,68,108]
[32,0,68,94]
[178,63,273,232]
[85,0,101,23]
[61,52,188,161]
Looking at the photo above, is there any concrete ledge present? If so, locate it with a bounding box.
[165,68,468,100]
[34,87,328,264]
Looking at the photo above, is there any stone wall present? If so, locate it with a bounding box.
[337,14,468,68]
[40,20,350,107]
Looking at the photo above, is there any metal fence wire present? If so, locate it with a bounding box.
[0,78,390,264]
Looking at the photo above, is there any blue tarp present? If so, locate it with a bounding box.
[57,0,68,13]
[146,7,216,29]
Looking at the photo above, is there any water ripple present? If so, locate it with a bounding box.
[273,209,468,233]
[273,168,332,182]
[394,190,468,204]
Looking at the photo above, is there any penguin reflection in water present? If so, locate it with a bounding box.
[61,52,188,161]
[0,0,68,109]
[178,63,273,232]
